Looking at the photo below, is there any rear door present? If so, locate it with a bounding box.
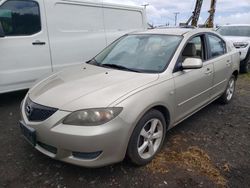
[206,34,232,99]
[173,34,214,123]
[0,0,52,93]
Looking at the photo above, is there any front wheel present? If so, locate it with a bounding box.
[127,109,166,166]
[218,75,236,104]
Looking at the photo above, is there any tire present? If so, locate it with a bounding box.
[240,59,250,73]
[240,49,250,73]
[127,109,166,166]
[218,75,236,104]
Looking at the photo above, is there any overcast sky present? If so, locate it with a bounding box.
[104,0,250,26]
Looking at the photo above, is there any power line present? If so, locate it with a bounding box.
[165,15,175,21]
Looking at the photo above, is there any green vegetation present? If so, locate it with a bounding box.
[240,72,250,79]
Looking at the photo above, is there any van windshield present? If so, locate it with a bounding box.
[88,34,182,73]
[217,26,250,37]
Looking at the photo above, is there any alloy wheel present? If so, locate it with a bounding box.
[226,78,235,101]
[137,118,164,159]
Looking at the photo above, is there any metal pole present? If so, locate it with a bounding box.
[174,12,180,26]
[142,3,149,9]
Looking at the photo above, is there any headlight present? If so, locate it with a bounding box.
[63,107,123,126]
[233,42,249,48]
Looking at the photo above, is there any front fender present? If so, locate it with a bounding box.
[115,78,176,149]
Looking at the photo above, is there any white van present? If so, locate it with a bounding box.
[0,0,147,93]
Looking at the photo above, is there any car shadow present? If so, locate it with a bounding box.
[0,90,28,107]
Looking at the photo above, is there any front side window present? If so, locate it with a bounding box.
[0,0,41,36]
[181,35,205,61]
[208,35,226,58]
[90,34,182,73]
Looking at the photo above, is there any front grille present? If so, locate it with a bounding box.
[24,97,58,122]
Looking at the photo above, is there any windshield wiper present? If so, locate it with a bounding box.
[102,64,141,73]
[86,58,99,65]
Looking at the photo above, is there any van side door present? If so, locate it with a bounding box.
[0,0,52,93]
[103,7,146,45]
[44,1,107,71]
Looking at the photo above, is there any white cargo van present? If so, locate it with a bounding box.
[0,0,147,93]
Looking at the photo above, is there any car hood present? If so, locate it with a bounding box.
[223,36,250,43]
[29,64,159,111]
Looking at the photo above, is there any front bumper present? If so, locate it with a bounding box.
[20,103,131,167]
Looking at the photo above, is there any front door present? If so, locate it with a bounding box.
[0,0,52,93]
[173,35,214,123]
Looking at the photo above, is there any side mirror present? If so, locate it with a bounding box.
[182,58,203,69]
[0,21,5,37]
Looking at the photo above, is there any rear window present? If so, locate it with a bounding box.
[217,26,250,37]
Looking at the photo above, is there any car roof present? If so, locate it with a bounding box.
[136,28,192,36]
[135,28,214,36]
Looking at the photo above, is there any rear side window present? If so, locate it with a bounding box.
[0,0,41,36]
[208,35,226,58]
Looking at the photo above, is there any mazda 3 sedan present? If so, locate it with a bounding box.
[20,28,240,167]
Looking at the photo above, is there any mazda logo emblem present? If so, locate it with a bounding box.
[26,105,32,116]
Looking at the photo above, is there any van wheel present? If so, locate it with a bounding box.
[219,75,236,104]
[127,109,166,166]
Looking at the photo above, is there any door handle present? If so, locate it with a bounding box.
[32,40,46,45]
[226,59,231,66]
[205,68,213,75]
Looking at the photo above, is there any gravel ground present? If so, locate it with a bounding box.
[0,74,249,188]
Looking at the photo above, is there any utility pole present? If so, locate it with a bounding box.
[142,3,149,9]
[174,12,180,26]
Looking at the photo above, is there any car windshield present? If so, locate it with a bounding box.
[88,34,182,73]
[217,26,250,37]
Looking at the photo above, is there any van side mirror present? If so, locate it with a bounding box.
[182,58,203,69]
[0,21,5,37]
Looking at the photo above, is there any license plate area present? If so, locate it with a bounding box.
[19,121,36,146]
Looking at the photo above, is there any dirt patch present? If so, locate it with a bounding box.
[146,136,226,187]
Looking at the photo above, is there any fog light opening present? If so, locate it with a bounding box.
[72,151,102,160]
[37,141,57,154]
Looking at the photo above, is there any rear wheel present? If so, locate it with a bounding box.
[218,75,236,104]
[127,109,166,166]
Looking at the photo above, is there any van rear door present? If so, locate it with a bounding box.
[0,0,52,93]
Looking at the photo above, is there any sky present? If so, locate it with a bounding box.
[103,0,250,26]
